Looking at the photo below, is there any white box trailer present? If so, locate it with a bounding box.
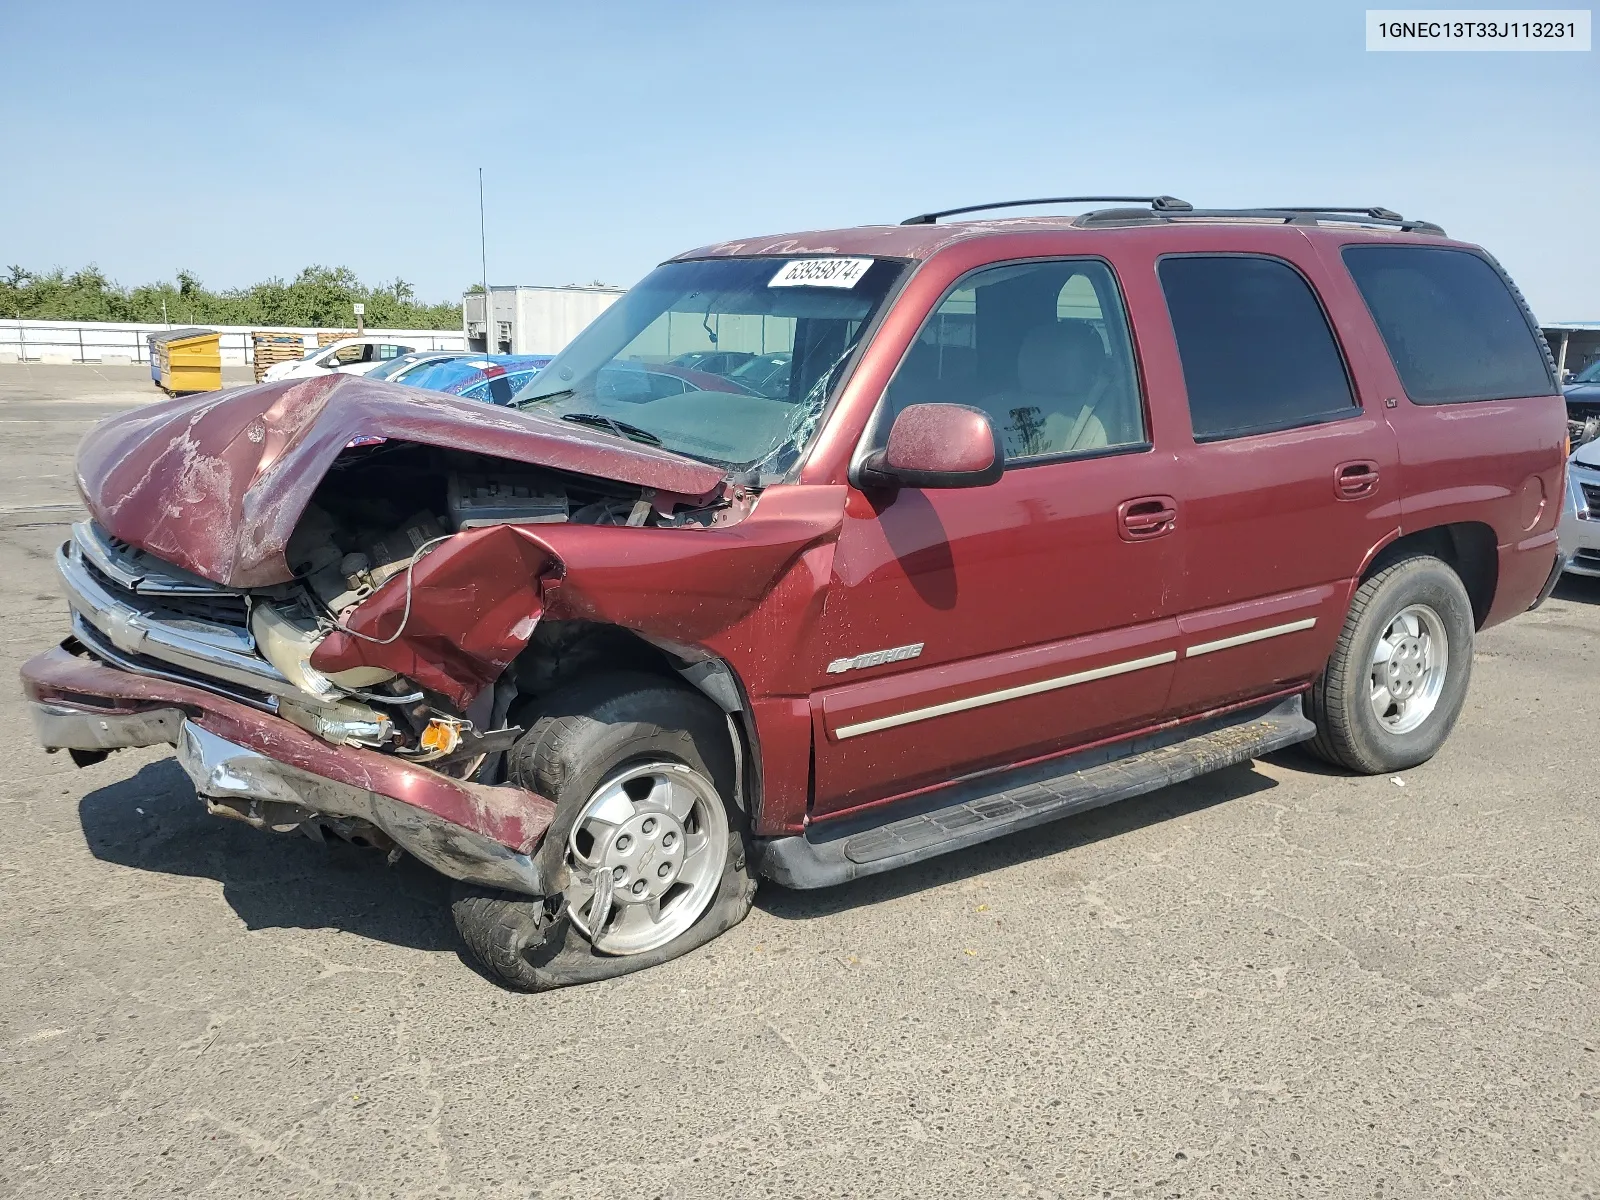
[463,285,625,355]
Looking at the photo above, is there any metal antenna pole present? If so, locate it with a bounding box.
[478,167,489,348]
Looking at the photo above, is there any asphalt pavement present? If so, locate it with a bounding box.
[1,364,1597,1199]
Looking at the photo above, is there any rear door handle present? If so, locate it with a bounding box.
[1335,460,1380,500]
[1118,495,1178,541]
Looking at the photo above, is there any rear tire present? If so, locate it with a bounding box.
[1307,556,1475,774]
[452,672,755,992]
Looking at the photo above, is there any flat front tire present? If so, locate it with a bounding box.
[452,672,755,992]
[1307,556,1475,774]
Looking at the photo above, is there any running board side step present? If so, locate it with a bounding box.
[757,695,1313,889]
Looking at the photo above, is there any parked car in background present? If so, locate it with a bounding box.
[726,351,792,398]
[399,355,553,405]
[1564,440,1600,577]
[668,350,759,377]
[585,360,756,404]
[25,197,1567,994]
[364,351,468,385]
[667,350,797,397]
[260,336,430,382]
[1565,358,1600,447]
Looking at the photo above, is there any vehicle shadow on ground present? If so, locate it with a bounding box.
[757,760,1281,922]
[1553,574,1600,605]
[81,751,1297,948]
[78,757,458,953]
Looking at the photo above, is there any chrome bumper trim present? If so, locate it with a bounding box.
[57,541,295,699]
[175,722,546,895]
[72,614,279,712]
[29,700,186,752]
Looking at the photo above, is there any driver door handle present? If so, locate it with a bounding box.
[1118,495,1178,541]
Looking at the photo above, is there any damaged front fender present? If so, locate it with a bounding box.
[310,524,559,710]
[311,485,848,719]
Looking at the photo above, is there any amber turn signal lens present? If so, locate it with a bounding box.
[419,717,464,755]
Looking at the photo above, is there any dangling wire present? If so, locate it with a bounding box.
[325,534,454,646]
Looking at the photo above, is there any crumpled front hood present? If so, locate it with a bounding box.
[76,373,727,588]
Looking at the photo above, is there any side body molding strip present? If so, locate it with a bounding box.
[1184,617,1318,658]
[832,650,1177,741]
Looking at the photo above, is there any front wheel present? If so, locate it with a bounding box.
[452,672,755,991]
[1307,556,1476,774]
[563,759,732,956]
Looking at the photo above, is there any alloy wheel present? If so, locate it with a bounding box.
[1369,602,1449,735]
[564,761,728,955]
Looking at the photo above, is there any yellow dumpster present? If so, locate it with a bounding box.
[148,327,222,394]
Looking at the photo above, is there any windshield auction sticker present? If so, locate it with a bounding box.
[769,258,874,288]
[1367,9,1590,49]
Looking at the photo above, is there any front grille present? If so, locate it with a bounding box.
[79,554,250,627]
[70,616,277,712]
[1575,548,1600,566]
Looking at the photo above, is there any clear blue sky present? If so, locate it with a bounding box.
[7,0,1596,319]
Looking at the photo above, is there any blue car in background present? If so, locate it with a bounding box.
[400,355,553,405]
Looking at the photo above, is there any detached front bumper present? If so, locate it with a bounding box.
[22,643,558,896]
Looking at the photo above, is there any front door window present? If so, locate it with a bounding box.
[883,258,1146,460]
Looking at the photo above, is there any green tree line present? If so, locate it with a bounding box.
[1,264,465,330]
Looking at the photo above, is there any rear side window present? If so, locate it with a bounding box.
[1342,245,1554,404]
[1159,255,1356,441]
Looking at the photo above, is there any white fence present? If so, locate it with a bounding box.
[0,320,466,366]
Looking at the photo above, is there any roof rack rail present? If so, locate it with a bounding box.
[1076,204,1445,235]
[900,195,1193,225]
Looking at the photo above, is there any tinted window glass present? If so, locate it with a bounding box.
[1342,245,1553,404]
[884,259,1144,460]
[1160,256,1356,441]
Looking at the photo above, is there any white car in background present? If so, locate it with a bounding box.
[1562,439,1600,578]
[260,336,429,382]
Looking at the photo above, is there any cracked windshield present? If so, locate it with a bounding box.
[513,256,904,479]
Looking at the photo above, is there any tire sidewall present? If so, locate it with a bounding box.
[529,713,745,893]
[503,677,755,985]
[1341,560,1475,772]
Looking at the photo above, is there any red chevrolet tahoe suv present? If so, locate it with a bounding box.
[22,197,1567,990]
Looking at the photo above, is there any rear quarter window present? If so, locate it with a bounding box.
[1341,245,1555,404]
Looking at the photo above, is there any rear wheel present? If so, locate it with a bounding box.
[452,672,755,991]
[1307,556,1475,774]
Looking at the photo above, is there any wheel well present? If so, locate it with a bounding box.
[1363,522,1497,628]
[510,619,681,699]
[506,620,760,818]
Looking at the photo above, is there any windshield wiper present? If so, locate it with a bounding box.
[514,387,574,407]
[559,412,663,446]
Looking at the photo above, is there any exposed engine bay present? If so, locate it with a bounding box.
[239,442,725,769]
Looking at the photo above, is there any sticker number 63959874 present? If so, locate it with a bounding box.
[769,257,874,288]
